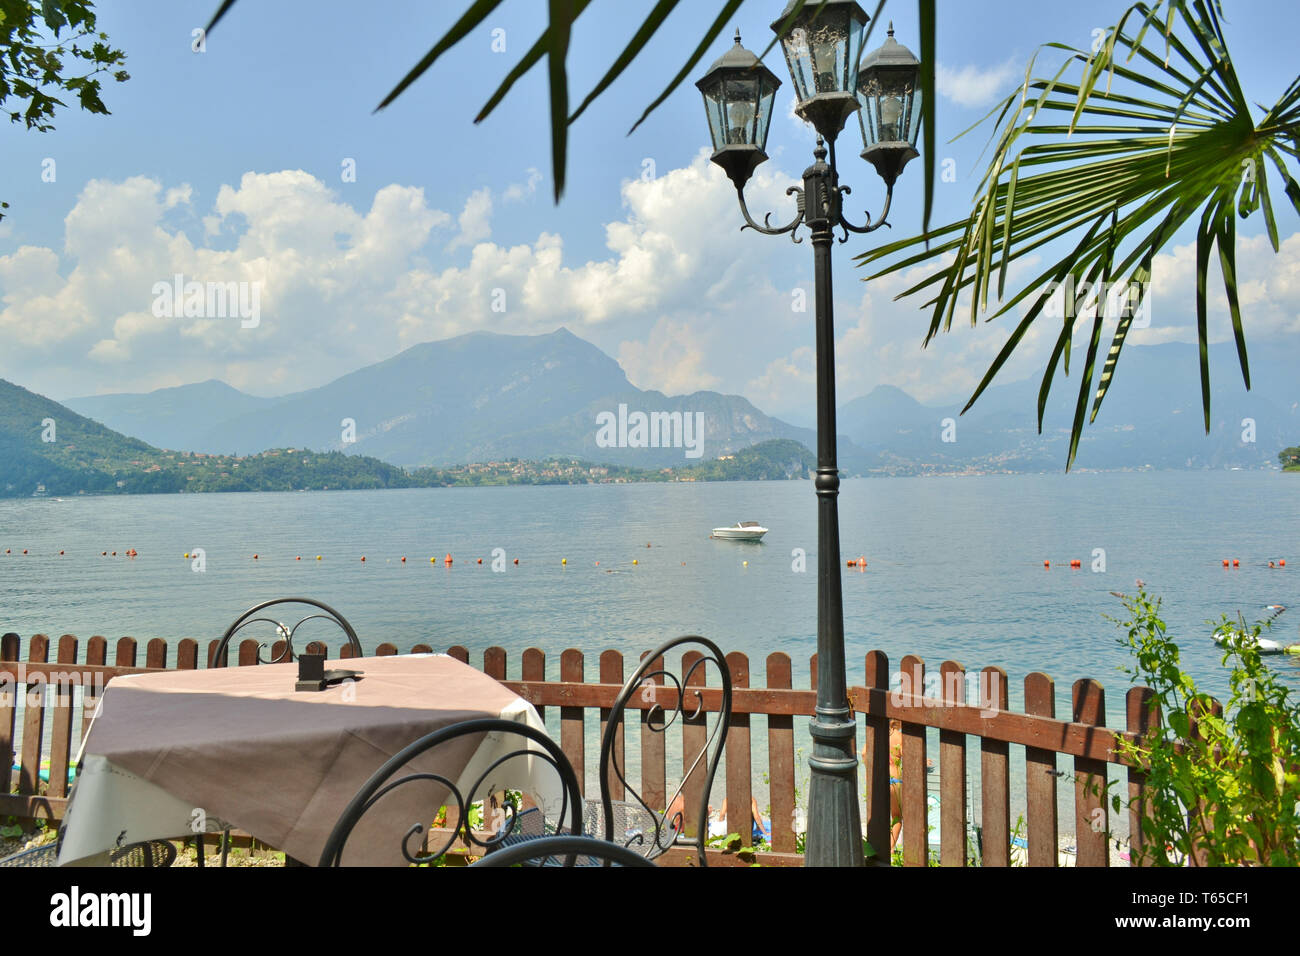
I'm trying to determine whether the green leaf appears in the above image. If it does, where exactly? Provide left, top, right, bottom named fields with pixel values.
left=627, top=0, right=746, bottom=137
left=918, top=0, right=936, bottom=238
left=547, top=0, right=574, bottom=202
left=1194, top=199, right=1217, bottom=433
left=203, top=0, right=239, bottom=34
left=568, top=0, right=680, bottom=125
left=1214, top=202, right=1249, bottom=391
left=376, top=0, right=509, bottom=112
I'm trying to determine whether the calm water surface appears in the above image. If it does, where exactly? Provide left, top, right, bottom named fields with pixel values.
left=3, top=473, right=1296, bottom=835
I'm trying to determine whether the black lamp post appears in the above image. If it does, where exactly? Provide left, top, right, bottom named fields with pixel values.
left=697, top=6, right=922, bottom=867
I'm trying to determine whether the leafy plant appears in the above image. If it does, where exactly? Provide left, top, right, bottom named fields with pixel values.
left=857, top=0, right=1300, bottom=470
left=0, top=0, right=129, bottom=220
left=1108, top=588, right=1300, bottom=865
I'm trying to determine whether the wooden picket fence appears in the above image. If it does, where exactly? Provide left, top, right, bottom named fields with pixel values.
left=0, top=632, right=1188, bottom=866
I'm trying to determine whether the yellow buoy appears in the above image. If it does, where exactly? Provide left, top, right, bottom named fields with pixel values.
left=743, top=560, right=749, bottom=567
left=632, top=559, right=638, bottom=565
left=316, top=555, right=322, bottom=561
left=561, top=558, right=567, bottom=565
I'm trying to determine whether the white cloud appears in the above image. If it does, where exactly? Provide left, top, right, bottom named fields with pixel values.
left=618, top=319, right=719, bottom=395
left=937, top=59, right=1019, bottom=108
left=446, top=187, right=493, bottom=251
left=1, top=158, right=1295, bottom=427
left=503, top=168, right=543, bottom=203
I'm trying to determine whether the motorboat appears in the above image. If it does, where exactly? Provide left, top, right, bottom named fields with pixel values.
left=711, top=521, right=768, bottom=542
left=1212, top=605, right=1300, bottom=655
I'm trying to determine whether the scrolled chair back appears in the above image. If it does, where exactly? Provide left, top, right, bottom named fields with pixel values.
left=210, top=597, right=363, bottom=667
left=597, top=635, right=731, bottom=865
left=319, top=718, right=582, bottom=867
left=469, top=834, right=658, bottom=867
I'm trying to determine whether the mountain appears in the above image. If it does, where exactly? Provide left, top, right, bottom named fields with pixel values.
left=57, top=329, right=1297, bottom=474
left=0, top=379, right=159, bottom=495
left=836, top=342, right=1299, bottom=472
left=66, top=329, right=841, bottom=469
left=63, top=380, right=277, bottom=453
left=0, top=380, right=429, bottom=498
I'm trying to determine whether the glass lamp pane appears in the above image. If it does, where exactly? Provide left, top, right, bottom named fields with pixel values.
left=903, top=85, right=923, bottom=146
left=807, top=14, right=847, bottom=94
left=725, top=77, right=759, bottom=145
left=701, top=88, right=727, bottom=151
left=782, top=26, right=816, bottom=103
left=756, top=85, right=776, bottom=149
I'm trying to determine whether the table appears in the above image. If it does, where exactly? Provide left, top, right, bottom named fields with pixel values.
left=57, top=654, right=564, bottom=866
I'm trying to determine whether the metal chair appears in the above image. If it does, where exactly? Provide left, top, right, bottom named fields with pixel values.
left=209, top=597, right=363, bottom=667
left=0, top=840, right=177, bottom=867
left=596, top=635, right=731, bottom=865
left=470, top=834, right=657, bottom=868
left=318, top=718, right=582, bottom=867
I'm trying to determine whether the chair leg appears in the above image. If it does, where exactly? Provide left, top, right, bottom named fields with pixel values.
left=220, top=829, right=231, bottom=867
left=194, top=834, right=205, bottom=867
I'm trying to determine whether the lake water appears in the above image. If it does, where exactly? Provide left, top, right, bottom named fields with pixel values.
left=3, top=473, right=1297, bottom=842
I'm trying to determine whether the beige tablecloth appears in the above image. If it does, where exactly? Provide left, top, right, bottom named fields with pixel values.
left=58, top=654, right=563, bottom=866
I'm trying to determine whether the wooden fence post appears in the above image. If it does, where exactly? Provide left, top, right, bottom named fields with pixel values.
left=767, top=652, right=796, bottom=854
left=725, top=652, right=752, bottom=846
left=1073, top=678, right=1109, bottom=867
left=1126, top=686, right=1157, bottom=867
left=1024, top=671, right=1058, bottom=866
left=980, top=665, right=1010, bottom=867
left=899, top=654, right=928, bottom=867
left=939, top=660, right=967, bottom=866
left=862, top=650, right=890, bottom=862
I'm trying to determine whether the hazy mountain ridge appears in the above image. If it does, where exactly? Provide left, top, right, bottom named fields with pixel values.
left=66, top=329, right=839, bottom=468
left=60, top=329, right=1297, bottom=474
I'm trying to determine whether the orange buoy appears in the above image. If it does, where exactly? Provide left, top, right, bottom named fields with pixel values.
left=296, top=556, right=301, bottom=560
left=59, top=550, right=64, bottom=555
left=594, top=561, right=599, bottom=566
left=401, top=556, right=406, bottom=563
left=646, top=543, right=651, bottom=548
left=477, top=558, right=482, bottom=564
left=1222, top=559, right=1229, bottom=567
left=857, top=557, right=866, bottom=568
left=253, top=554, right=259, bottom=560
left=846, top=560, right=854, bottom=568
left=513, top=558, right=519, bottom=565
left=22, top=549, right=28, bottom=555
left=111, top=551, right=116, bottom=556
left=444, top=553, right=452, bottom=565
left=1281, top=559, right=1287, bottom=567
left=101, top=552, right=107, bottom=556
left=1044, top=560, right=1050, bottom=568
left=360, top=556, right=366, bottom=562
left=1232, top=559, right=1239, bottom=567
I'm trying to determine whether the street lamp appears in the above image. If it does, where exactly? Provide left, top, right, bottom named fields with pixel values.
left=697, top=10, right=921, bottom=867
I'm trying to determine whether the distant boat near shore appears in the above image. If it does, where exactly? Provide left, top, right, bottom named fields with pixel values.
left=711, top=521, right=768, bottom=542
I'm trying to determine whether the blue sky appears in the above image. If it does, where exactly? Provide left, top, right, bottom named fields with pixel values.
left=1, top=0, right=1296, bottom=424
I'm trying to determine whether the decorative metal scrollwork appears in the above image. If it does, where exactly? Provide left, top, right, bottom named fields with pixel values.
left=597, top=635, right=732, bottom=865
left=319, top=718, right=583, bottom=867
left=210, top=597, right=363, bottom=666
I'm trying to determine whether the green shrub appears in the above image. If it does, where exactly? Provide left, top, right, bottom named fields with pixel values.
left=1109, top=588, right=1300, bottom=866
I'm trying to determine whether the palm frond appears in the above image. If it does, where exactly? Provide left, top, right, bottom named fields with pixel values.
left=204, top=0, right=940, bottom=230
left=855, top=0, right=1300, bottom=469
